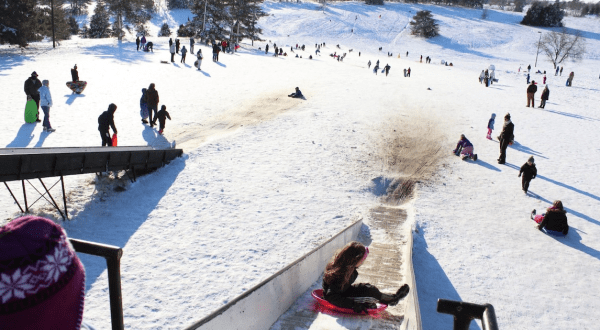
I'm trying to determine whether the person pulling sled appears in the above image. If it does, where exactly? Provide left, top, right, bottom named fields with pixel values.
left=453, top=134, right=477, bottom=161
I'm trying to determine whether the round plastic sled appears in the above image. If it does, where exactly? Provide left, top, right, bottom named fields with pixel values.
left=66, top=81, right=87, bottom=94
left=311, top=289, right=388, bottom=315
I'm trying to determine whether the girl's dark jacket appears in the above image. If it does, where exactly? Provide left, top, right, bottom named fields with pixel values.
left=323, top=269, right=358, bottom=309
left=519, top=162, right=537, bottom=180
left=539, top=208, right=569, bottom=235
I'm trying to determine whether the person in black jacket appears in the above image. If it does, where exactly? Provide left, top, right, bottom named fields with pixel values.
left=519, top=156, right=537, bottom=194
left=539, top=85, right=549, bottom=109
left=322, top=242, right=409, bottom=313
left=24, top=71, right=42, bottom=121
left=532, top=200, right=569, bottom=235
left=526, top=81, right=537, bottom=107
left=71, top=65, right=79, bottom=82
left=497, top=113, right=514, bottom=164
left=153, top=105, right=171, bottom=135
left=288, top=87, right=303, bottom=98
left=98, top=104, right=117, bottom=146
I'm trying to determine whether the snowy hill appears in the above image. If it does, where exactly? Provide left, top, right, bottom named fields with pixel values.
left=1, top=1, right=600, bottom=329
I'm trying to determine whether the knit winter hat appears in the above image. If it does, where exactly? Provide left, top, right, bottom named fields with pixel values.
left=0, top=216, right=85, bottom=330
left=31, top=71, right=38, bottom=77
left=528, top=156, right=535, bottom=164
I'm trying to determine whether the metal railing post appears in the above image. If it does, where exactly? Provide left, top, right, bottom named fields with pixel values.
left=437, top=299, right=499, bottom=330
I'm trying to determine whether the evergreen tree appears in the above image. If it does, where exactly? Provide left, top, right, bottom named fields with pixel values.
left=136, top=23, right=150, bottom=36
left=66, top=0, right=91, bottom=16
left=521, top=1, right=564, bottom=27
left=177, top=23, right=195, bottom=37
left=168, top=0, right=191, bottom=9
left=230, top=0, right=266, bottom=44
left=88, top=1, right=111, bottom=38
left=38, top=0, right=72, bottom=42
left=0, top=0, right=39, bottom=47
left=104, top=0, right=154, bottom=40
left=190, top=0, right=230, bottom=41
left=68, top=16, right=79, bottom=35
left=158, top=22, right=172, bottom=36
left=410, top=10, right=439, bottom=38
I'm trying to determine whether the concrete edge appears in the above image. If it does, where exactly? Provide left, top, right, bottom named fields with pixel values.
left=184, top=217, right=364, bottom=330
left=402, top=226, right=423, bottom=330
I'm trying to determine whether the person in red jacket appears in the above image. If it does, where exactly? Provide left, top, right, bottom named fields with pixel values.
left=145, top=83, right=159, bottom=127
left=322, top=241, right=410, bottom=313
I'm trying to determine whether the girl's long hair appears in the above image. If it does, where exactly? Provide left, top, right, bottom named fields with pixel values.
left=323, top=242, right=366, bottom=288
left=548, top=200, right=566, bottom=213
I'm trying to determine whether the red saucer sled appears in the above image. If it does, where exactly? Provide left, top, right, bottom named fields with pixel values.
left=311, top=289, right=388, bottom=315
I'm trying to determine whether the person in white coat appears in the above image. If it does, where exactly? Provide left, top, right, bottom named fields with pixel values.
left=479, top=70, right=485, bottom=84
left=170, top=43, right=176, bottom=63
left=196, top=49, right=203, bottom=71
left=38, top=80, right=55, bottom=132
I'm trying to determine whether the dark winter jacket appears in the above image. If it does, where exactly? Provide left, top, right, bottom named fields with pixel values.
left=539, top=208, right=569, bottom=235
left=499, top=120, right=514, bottom=142
left=71, top=68, right=79, bottom=82
left=323, top=269, right=359, bottom=309
left=527, top=83, right=537, bottom=94
left=487, top=114, right=496, bottom=130
left=146, top=87, right=159, bottom=106
left=455, top=137, right=473, bottom=150
left=156, top=108, right=171, bottom=124
left=541, top=88, right=549, bottom=101
left=519, top=162, right=537, bottom=180
left=140, top=88, right=147, bottom=108
left=24, top=77, right=42, bottom=97
left=98, top=104, right=117, bottom=134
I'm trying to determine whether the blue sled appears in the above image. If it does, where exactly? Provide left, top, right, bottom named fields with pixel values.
left=543, top=228, right=566, bottom=237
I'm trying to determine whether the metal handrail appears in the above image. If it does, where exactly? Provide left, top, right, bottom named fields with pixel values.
left=437, top=298, right=499, bottom=330
left=70, top=238, right=124, bottom=330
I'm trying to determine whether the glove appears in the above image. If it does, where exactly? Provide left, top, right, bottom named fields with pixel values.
left=352, top=303, right=368, bottom=314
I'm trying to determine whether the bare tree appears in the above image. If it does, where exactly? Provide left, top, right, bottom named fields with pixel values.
left=538, top=28, right=586, bottom=69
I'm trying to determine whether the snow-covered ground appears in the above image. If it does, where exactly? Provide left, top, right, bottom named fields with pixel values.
left=1, top=1, right=600, bottom=329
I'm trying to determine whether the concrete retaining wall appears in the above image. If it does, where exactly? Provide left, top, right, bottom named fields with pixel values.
left=184, top=218, right=363, bottom=330
left=402, top=229, right=423, bottom=330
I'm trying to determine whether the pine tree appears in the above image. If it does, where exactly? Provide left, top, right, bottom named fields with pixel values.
left=168, top=0, right=191, bottom=9
left=190, top=0, right=229, bottom=41
left=68, top=16, right=79, bottom=35
left=521, top=1, right=564, bottom=27
left=158, top=22, right=172, bottom=37
left=410, top=10, right=439, bottom=38
left=230, top=0, right=266, bottom=45
left=38, top=0, right=72, bottom=42
left=0, top=0, right=39, bottom=47
left=88, top=1, right=112, bottom=38
left=104, top=0, right=154, bottom=41
left=66, top=0, right=91, bottom=16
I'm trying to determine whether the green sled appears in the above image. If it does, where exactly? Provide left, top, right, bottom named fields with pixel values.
left=24, top=100, right=38, bottom=123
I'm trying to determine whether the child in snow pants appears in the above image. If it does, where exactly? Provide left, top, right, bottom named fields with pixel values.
left=487, top=113, right=496, bottom=140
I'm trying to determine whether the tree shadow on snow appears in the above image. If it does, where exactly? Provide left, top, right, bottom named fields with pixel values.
left=0, top=50, right=33, bottom=76
left=543, top=109, right=600, bottom=122
left=66, top=155, right=187, bottom=292
left=65, top=93, right=86, bottom=105
left=5, top=123, right=37, bottom=148
left=81, top=41, right=154, bottom=64
left=413, top=224, right=482, bottom=330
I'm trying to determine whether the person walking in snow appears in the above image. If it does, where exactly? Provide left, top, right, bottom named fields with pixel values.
left=153, top=105, right=171, bottom=135
left=479, top=70, right=485, bottom=84
left=136, top=36, right=140, bottom=51
left=484, top=69, right=490, bottom=87
left=190, top=37, right=195, bottom=54
left=560, top=66, right=563, bottom=76
left=170, top=42, right=176, bottom=62
left=539, top=85, right=550, bottom=109
left=98, top=104, right=117, bottom=146
left=384, top=64, right=391, bottom=76
left=526, top=81, right=537, bottom=107
left=140, top=88, right=149, bottom=124
left=555, top=67, right=559, bottom=76
left=368, top=60, right=371, bottom=69
left=38, top=80, right=55, bottom=132
left=527, top=64, right=531, bottom=72
left=212, top=43, right=220, bottom=61
left=566, top=72, right=574, bottom=86
left=519, top=155, right=537, bottom=194
left=526, top=73, right=530, bottom=84
left=543, top=73, right=547, bottom=85
left=322, top=241, right=410, bottom=313
left=373, top=63, right=379, bottom=75
left=169, top=38, right=173, bottom=48
left=196, top=49, right=203, bottom=71
left=24, top=71, right=42, bottom=121
left=531, top=200, right=569, bottom=235
left=180, top=46, right=187, bottom=64
left=486, top=113, right=496, bottom=140
left=146, top=83, right=159, bottom=127
left=265, top=44, right=269, bottom=54
left=497, top=113, right=514, bottom=164
left=141, top=36, right=146, bottom=50
left=403, top=68, right=407, bottom=77
left=176, top=38, right=180, bottom=53
left=407, top=67, right=411, bottom=77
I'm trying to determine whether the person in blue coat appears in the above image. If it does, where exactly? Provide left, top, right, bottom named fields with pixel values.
left=288, top=87, right=303, bottom=98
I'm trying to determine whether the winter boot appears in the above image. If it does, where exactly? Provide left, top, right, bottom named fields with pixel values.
left=380, top=284, right=410, bottom=306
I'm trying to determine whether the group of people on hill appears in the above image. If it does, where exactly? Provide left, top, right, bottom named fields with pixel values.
left=24, top=71, right=56, bottom=132
left=136, top=35, right=153, bottom=52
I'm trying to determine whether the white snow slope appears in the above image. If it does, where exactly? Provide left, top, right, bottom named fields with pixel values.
left=1, top=1, right=600, bottom=329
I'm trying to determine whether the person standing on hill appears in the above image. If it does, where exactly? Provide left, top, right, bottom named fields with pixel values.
left=498, top=113, right=514, bottom=164
left=24, top=71, right=42, bottom=121
left=555, top=67, right=559, bottom=76
left=98, top=103, right=117, bottom=146
left=212, top=43, right=220, bottom=61
left=479, top=70, right=485, bottom=84
left=176, top=38, right=180, bottom=53
left=526, top=80, right=537, bottom=107
left=141, top=35, right=146, bottom=50
left=527, top=64, right=531, bottom=72
left=70, top=64, right=79, bottom=82
left=539, top=85, right=549, bottom=109
left=153, top=105, right=171, bottom=135
left=190, top=37, right=195, bottom=54
left=38, top=80, right=55, bottom=132
left=180, top=46, right=187, bottom=64
left=566, top=72, right=574, bottom=86
left=265, top=44, right=269, bottom=54
left=146, top=83, right=159, bottom=127
left=196, top=49, right=203, bottom=71
left=170, top=42, right=176, bottom=62
left=526, top=73, right=530, bottom=84
left=407, top=67, right=411, bottom=77
left=368, top=60, right=371, bottom=69
left=384, top=64, right=391, bottom=76
left=560, top=66, right=563, bottom=76
left=169, top=38, right=173, bottom=48
left=486, top=113, right=496, bottom=140
left=136, top=36, right=140, bottom=51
